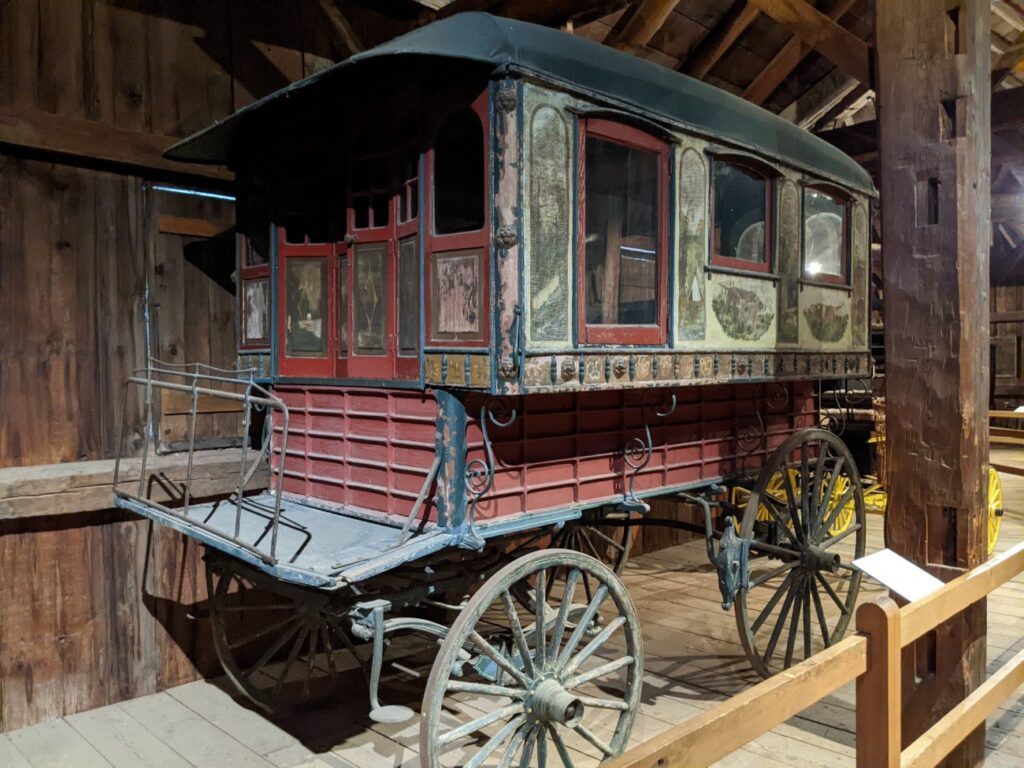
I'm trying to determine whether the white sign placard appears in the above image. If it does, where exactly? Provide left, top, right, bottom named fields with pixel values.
left=852, top=548, right=945, bottom=602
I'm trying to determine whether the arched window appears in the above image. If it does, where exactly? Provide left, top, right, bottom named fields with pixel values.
left=711, top=158, right=773, bottom=272
left=802, top=185, right=849, bottom=284
left=433, top=108, right=484, bottom=234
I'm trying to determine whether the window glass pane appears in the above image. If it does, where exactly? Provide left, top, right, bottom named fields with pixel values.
left=285, top=259, right=326, bottom=357
left=435, top=109, right=484, bottom=234
left=352, top=123, right=390, bottom=230
left=242, top=278, right=270, bottom=346
left=431, top=249, right=482, bottom=342
left=803, top=188, right=846, bottom=278
left=713, top=162, right=767, bottom=263
left=354, top=244, right=388, bottom=355
left=240, top=188, right=270, bottom=266
left=398, top=237, right=419, bottom=356
left=584, top=136, right=659, bottom=326
left=338, top=256, right=348, bottom=357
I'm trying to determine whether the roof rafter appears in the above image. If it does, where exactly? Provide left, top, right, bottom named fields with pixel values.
left=745, top=0, right=872, bottom=86
left=605, top=0, right=680, bottom=50
left=742, top=0, right=858, bottom=105
left=317, top=0, right=365, bottom=56
left=681, top=1, right=760, bottom=80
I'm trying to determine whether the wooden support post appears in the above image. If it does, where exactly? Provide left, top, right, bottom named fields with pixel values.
left=856, top=598, right=902, bottom=768
left=877, top=1, right=991, bottom=765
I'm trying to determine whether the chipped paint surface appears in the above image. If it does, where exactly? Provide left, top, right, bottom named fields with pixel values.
left=803, top=302, right=850, bottom=343
left=851, top=201, right=869, bottom=347
left=678, top=145, right=707, bottom=341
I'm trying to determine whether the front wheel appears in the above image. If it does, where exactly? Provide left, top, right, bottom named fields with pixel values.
left=420, top=549, right=642, bottom=767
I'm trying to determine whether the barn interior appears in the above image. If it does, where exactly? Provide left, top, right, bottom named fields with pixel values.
left=1, top=1, right=1023, bottom=766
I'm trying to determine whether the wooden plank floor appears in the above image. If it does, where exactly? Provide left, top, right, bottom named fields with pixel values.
left=4, top=448, right=1024, bottom=767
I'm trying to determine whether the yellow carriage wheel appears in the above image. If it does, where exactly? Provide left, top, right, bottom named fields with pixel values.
left=988, top=466, right=1004, bottom=557
left=733, top=467, right=855, bottom=536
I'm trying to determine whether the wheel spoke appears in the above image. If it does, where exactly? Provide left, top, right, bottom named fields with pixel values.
left=535, top=569, right=547, bottom=665
left=446, top=680, right=526, bottom=699
left=750, top=559, right=799, bottom=589
left=271, top=624, right=309, bottom=697
left=563, top=616, right=626, bottom=676
left=470, top=631, right=531, bottom=687
left=578, top=695, right=629, bottom=711
left=439, top=703, right=524, bottom=747
left=575, top=722, right=613, bottom=757
left=820, top=523, right=861, bottom=550
left=577, top=529, right=605, bottom=563
left=587, top=526, right=627, bottom=553
left=518, top=725, right=537, bottom=768
left=814, top=456, right=845, bottom=538
left=783, top=577, right=803, bottom=668
left=564, top=654, right=635, bottom=690
left=228, top=613, right=300, bottom=651
left=815, top=571, right=850, bottom=614
left=802, top=579, right=812, bottom=661
left=759, top=494, right=801, bottom=547
left=799, top=452, right=810, bottom=538
left=502, top=591, right=536, bottom=679
left=811, top=442, right=828, bottom=525
left=537, top=724, right=548, bottom=768
left=751, top=570, right=796, bottom=634
left=497, top=723, right=531, bottom=768
left=557, top=585, right=609, bottom=668
left=762, top=575, right=800, bottom=663
left=819, top=485, right=856, bottom=539
left=302, top=622, right=319, bottom=697
left=809, top=578, right=831, bottom=647
left=465, top=714, right=527, bottom=768
left=319, top=624, right=340, bottom=683
left=549, top=569, right=580, bottom=665
left=246, top=619, right=303, bottom=680
left=547, top=724, right=574, bottom=768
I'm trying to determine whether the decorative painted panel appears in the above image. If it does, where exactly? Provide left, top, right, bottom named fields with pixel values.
left=851, top=200, right=869, bottom=347
left=707, top=275, right=775, bottom=343
left=678, top=146, right=707, bottom=341
left=799, top=283, right=852, bottom=348
left=527, top=103, right=572, bottom=344
left=777, top=179, right=800, bottom=344
left=430, top=248, right=484, bottom=342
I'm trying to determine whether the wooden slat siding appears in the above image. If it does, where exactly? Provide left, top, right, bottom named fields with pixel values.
left=878, top=0, right=991, bottom=761
left=604, top=634, right=868, bottom=768
left=745, top=0, right=871, bottom=86
left=742, top=0, right=858, bottom=105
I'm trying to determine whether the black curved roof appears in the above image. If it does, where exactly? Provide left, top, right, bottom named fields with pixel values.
left=166, top=12, right=875, bottom=195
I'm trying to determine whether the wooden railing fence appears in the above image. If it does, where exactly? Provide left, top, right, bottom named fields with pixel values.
left=605, top=539, right=1024, bottom=768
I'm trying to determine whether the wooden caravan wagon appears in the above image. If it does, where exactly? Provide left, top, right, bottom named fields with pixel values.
left=115, top=13, right=877, bottom=766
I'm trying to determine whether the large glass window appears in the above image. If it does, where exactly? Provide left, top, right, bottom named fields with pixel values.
left=803, top=187, right=848, bottom=282
left=434, top=109, right=484, bottom=234
left=351, top=124, right=391, bottom=230
left=398, top=237, right=419, bottom=356
left=712, top=160, right=770, bottom=270
left=579, top=120, right=667, bottom=344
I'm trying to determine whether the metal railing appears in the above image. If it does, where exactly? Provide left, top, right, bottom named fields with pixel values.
left=113, top=359, right=290, bottom=564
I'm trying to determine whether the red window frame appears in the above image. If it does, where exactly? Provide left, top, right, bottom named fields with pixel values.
left=423, top=91, right=490, bottom=349
left=710, top=156, right=774, bottom=274
left=576, top=118, right=669, bottom=346
left=237, top=233, right=271, bottom=351
left=801, top=183, right=850, bottom=286
left=276, top=229, right=339, bottom=378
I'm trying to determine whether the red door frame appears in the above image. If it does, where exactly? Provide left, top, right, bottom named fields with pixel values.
left=276, top=230, right=337, bottom=378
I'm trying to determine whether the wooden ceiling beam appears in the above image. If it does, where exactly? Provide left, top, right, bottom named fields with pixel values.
left=993, top=38, right=1024, bottom=89
left=745, top=0, right=872, bottom=86
left=681, top=2, right=760, bottom=80
left=742, top=0, right=857, bottom=105
left=606, top=0, right=680, bottom=50
left=317, top=0, right=365, bottom=56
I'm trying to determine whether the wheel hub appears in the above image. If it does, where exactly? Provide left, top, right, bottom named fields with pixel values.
left=802, top=544, right=840, bottom=573
left=526, top=678, right=585, bottom=726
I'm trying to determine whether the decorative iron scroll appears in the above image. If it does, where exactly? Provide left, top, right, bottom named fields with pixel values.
left=623, top=391, right=677, bottom=509
left=465, top=398, right=518, bottom=528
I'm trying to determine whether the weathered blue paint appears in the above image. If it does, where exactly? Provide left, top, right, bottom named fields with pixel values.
left=434, top=390, right=468, bottom=534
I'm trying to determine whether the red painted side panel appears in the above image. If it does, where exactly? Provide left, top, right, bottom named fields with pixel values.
left=464, top=382, right=816, bottom=523
left=270, top=381, right=815, bottom=525
left=270, top=387, right=438, bottom=519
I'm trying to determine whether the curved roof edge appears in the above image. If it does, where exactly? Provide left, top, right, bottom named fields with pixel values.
left=166, top=12, right=875, bottom=196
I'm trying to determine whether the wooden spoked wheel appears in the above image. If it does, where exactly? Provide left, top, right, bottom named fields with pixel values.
left=421, top=549, right=642, bottom=767
left=207, top=558, right=354, bottom=711
left=551, top=511, right=633, bottom=576
left=735, top=428, right=865, bottom=678
left=988, top=466, right=1004, bottom=557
